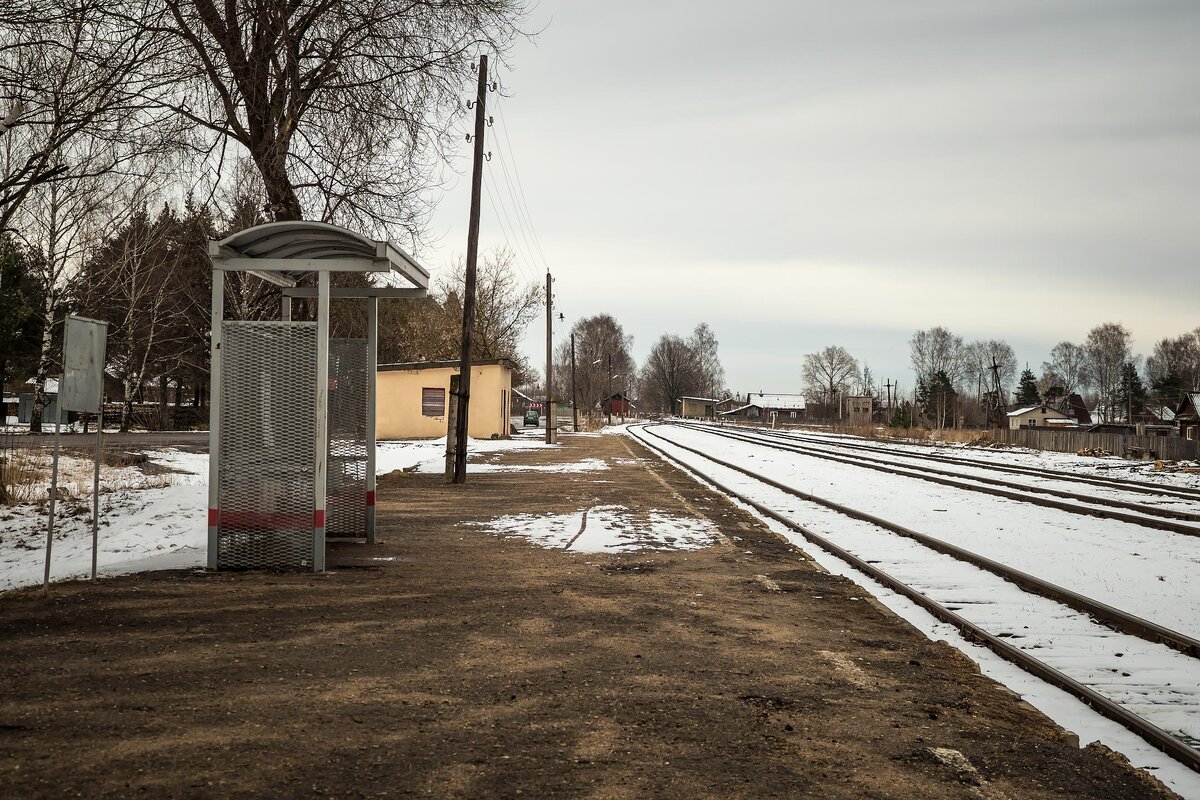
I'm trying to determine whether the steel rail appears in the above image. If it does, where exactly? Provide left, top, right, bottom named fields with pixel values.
left=644, top=425, right=1200, bottom=657
left=677, top=422, right=1200, bottom=537
left=686, top=425, right=1200, bottom=523
left=629, top=424, right=1200, bottom=773
left=745, top=424, right=1200, bottom=502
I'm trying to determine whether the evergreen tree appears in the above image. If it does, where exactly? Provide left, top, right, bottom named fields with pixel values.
left=889, top=400, right=913, bottom=428
left=1115, top=361, right=1148, bottom=421
left=0, top=234, right=45, bottom=393
left=1014, top=366, right=1041, bottom=406
left=917, top=370, right=955, bottom=428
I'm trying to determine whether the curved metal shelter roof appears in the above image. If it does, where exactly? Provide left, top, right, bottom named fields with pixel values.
left=208, top=220, right=429, bottom=289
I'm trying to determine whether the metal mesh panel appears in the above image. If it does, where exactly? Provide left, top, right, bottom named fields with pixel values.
left=218, top=321, right=317, bottom=568
left=327, top=338, right=368, bottom=537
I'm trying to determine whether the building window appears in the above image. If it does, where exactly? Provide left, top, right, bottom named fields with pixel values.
left=1027, top=419, right=1036, bottom=428
left=790, top=411, right=797, bottom=419
left=422, top=387, right=446, bottom=416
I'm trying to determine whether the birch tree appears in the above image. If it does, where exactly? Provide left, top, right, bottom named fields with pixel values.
left=1084, top=323, right=1133, bottom=423
left=1041, top=341, right=1091, bottom=397
left=910, top=326, right=966, bottom=388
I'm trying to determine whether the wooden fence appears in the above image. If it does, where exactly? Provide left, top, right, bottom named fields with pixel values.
left=993, top=427, right=1200, bottom=461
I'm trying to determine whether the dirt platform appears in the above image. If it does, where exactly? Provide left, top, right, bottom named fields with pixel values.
left=0, top=430, right=1178, bottom=798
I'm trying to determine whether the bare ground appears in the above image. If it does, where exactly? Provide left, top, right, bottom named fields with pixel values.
left=0, top=430, right=1180, bottom=798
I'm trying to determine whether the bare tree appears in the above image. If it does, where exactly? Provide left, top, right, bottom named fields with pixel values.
left=688, top=323, right=725, bottom=401
left=439, top=248, right=540, bottom=364
left=640, top=334, right=699, bottom=414
left=1145, top=332, right=1200, bottom=399
left=801, top=345, right=859, bottom=417
left=115, top=0, right=527, bottom=232
left=75, top=202, right=192, bottom=430
left=909, top=326, right=965, bottom=388
left=14, top=156, right=126, bottom=431
left=555, top=314, right=634, bottom=417
left=964, top=339, right=1016, bottom=398
left=0, top=0, right=179, bottom=230
left=1084, top=323, right=1133, bottom=423
left=1040, top=340, right=1091, bottom=397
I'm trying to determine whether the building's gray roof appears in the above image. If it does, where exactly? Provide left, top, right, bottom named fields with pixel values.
left=748, top=393, right=806, bottom=410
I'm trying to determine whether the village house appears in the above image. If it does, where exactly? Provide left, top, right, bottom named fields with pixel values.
left=1007, top=405, right=1074, bottom=430
left=1174, top=393, right=1200, bottom=441
left=376, top=359, right=514, bottom=440
left=719, top=392, right=807, bottom=422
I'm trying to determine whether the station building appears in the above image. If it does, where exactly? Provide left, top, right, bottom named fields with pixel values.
left=377, top=359, right=514, bottom=440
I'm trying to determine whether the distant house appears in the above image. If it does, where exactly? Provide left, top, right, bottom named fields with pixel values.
left=1175, top=393, right=1200, bottom=441
left=1061, top=393, right=1093, bottom=425
left=679, top=397, right=716, bottom=419
left=719, top=393, right=807, bottom=422
left=377, top=359, right=513, bottom=440
left=602, top=393, right=635, bottom=416
left=1007, top=405, right=1074, bottom=430
left=714, top=397, right=740, bottom=415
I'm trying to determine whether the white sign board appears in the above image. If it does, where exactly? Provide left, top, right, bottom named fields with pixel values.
left=60, top=315, right=108, bottom=412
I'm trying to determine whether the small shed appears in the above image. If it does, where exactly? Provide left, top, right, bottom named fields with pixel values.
left=679, top=397, right=716, bottom=419
left=602, top=393, right=634, bottom=416
left=1007, top=405, right=1073, bottom=430
left=846, top=394, right=874, bottom=426
left=377, top=359, right=513, bottom=440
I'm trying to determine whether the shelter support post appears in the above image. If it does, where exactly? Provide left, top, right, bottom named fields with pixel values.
left=281, top=294, right=291, bottom=321
left=366, top=296, right=378, bottom=543
left=313, top=270, right=330, bottom=571
left=207, top=268, right=223, bottom=570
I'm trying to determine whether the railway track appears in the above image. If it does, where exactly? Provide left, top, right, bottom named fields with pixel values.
left=630, top=422, right=1200, bottom=773
left=674, top=422, right=1200, bottom=536
left=750, top=424, right=1200, bottom=502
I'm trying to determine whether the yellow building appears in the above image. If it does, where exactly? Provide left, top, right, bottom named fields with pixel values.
left=377, top=359, right=514, bottom=440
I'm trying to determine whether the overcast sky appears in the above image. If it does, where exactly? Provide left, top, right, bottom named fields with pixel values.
left=418, top=0, right=1200, bottom=397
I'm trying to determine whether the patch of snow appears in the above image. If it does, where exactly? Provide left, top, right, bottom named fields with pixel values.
left=467, top=504, right=719, bottom=553
left=1, top=449, right=207, bottom=592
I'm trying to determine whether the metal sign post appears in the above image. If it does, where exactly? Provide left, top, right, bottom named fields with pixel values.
left=43, top=315, right=108, bottom=590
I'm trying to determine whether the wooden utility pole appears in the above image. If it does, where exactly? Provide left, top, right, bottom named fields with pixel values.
left=885, top=379, right=894, bottom=419
left=452, top=55, right=489, bottom=484
left=570, top=332, right=578, bottom=433
left=606, top=354, right=613, bottom=426
left=545, top=271, right=555, bottom=444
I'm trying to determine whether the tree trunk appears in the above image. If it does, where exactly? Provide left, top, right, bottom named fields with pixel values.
left=121, top=375, right=135, bottom=432
left=29, top=291, right=56, bottom=433
left=158, top=374, right=171, bottom=431
left=252, top=141, right=302, bottom=221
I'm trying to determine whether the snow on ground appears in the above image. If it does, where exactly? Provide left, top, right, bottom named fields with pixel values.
left=375, top=434, right=607, bottom=474
left=2, top=434, right=605, bottom=592
left=656, top=424, right=1200, bottom=639
left=466, top=504, right=720, bottom=553
left=768, top=425, right=1200, bottom=491
left=630, top=425, right=1200, bottom=799
left=0, top=449, right=208, bottom=592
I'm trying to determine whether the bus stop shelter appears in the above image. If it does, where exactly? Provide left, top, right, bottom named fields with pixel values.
left=207, top=221, right=429, bottom=571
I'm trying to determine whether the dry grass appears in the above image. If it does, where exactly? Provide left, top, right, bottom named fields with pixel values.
left=1, top=436, right=44, bottom=506
left=0, top=437, right=171, bottom=507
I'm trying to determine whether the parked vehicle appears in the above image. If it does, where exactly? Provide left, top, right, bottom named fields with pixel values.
left=523, top=409, right=540, bottom=427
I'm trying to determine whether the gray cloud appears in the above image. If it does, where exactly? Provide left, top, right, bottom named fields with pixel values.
left=423, top=1, right=1200, bottom=392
